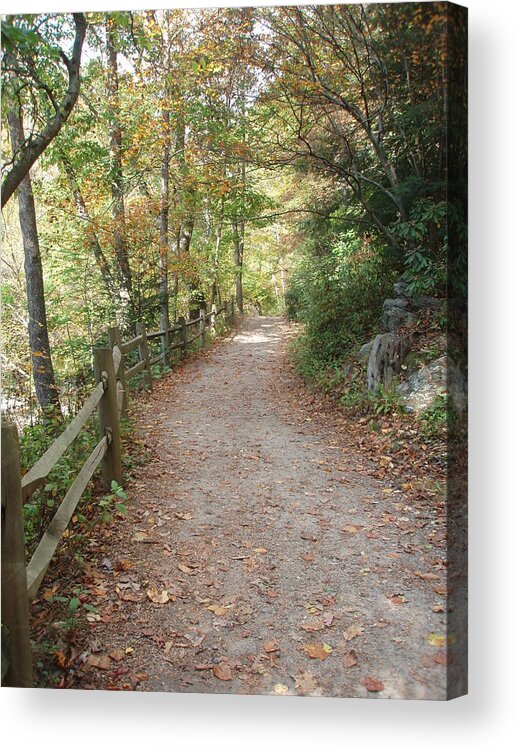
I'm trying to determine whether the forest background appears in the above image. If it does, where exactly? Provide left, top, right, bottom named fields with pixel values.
left=1, top=0, right=515, bottom=749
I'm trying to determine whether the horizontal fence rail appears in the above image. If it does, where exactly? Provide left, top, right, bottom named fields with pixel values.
left=0, top=296, right=236, bottom=686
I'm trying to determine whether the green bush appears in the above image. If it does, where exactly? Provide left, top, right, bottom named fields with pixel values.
left=287, top=228, right=397, bottom=380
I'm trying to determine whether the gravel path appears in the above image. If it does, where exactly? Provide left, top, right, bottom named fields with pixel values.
left=83, top=316, right=447, bottom=699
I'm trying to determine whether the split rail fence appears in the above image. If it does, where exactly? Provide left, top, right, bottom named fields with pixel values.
left=1, top=299, right=235, bottom=687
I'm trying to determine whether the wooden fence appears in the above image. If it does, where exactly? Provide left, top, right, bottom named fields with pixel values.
left=0, top=298, right=235, bottom=686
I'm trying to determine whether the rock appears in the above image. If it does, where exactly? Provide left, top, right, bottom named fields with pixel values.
left=397, top=355, right=466, bottom=413
left=357, top=339, right=376, bottom=361
left=413, top=296, right=444, bottom=311
left=367, top=333, right=410, bottom=392
left=393, top=279, right=409, bottom=297
left=381, top=298, right=417, bottom=332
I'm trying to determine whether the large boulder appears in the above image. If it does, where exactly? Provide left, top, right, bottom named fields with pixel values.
left=357, top=338, right=376, bottom=361
left=367, top=333, right=411, bottom=392
left=381, top=298, right=417, bottom=332
left=397, top=355, right=466, bottom=413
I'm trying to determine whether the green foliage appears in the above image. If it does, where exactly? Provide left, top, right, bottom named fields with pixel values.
left=97, top=480, right=128, bottom=524
left=417, top=390, right=449, bottom=439
left=19, top=418, right=97, bottom=553
left=287, top=227, right=397, bottom=380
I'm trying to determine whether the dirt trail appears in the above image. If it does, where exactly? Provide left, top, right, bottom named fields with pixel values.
left=83, top=316, right=447, bottom=699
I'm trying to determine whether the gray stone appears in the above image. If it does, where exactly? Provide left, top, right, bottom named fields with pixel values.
left=381, top=298, right=417, bottom=332
left=357, top=339, right=376, bottom=361
left=413, top=296, right=444, bottom=311
left=367, top=333, right=410, bottom=392
left=397, top=355, right=466, bottom=413
left=393, top=279, right=409, bottom=297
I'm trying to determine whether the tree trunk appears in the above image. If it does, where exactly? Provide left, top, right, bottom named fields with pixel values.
left=106, top=16, right=133, bottom=328
left=7, top=106, right=62, bottom=420
left=367, top=333, right=410, bottom=393
left=1, top=14, right=87, bottom=208
left=59, top=152, right=118, bottom=299
left=232, top=220, right=244, bottom=313
left=159, top=104, right=171, bottom=333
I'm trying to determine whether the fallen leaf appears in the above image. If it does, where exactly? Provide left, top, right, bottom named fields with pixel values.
left=264, top=640, right=280, bottom=653
left=109, top=649, right=125, bottom=662
left=302, top=642, right=332, bottom=660
left=87, top=654, right=111, bottom=670
left=132, top=532, right=147, bottom=542
left=174, top=512, right=193, bottom=520
left=206, top=604, right=227, bottom=616
left=427, top=633, right=446, bottom=647
left=301, top=620, right=325, bottom=633
left=342, top=650, right=358, bottom=668
left=364, top=676, right=384, bottom=692
left=213, top=663, right=233, bottom=681
left=342, top=623, right=364, bottom=641
left=178, top=563, right=196, bottom=575
left=254, top=547, right=268, bottom=554
left=417, top=571, right=440, bottom=581
left=54, top=650, right=67, bottom=668
left=273, top=683, right=289, bottom=694
left=389, top=595, right=407, bottom=605
left=146, top=587, right=171, bottom=604
left=293, top=672, right=318, bottom=694
left=341, top=524, right=359, bottom=534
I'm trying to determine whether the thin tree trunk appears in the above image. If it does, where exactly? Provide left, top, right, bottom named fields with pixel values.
left=8, top=106, right=62, bottom=420
left=59, top=152, right=118, bottom=300
left=211, top=198, right=224, bottom=306
left=159, top=104, right=171, bottom=332
left=232, top=219, right=244, bottom=314
left=106, top=16, right=133, bottom=328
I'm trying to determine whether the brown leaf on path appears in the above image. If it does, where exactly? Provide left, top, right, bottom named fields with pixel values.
left=427, top=633, right=446, bottom=647
left=146, top=587, right=172, bottom=604
left=264, top=639, right=280, bottom=653
left=341, top=524, right=360, bottom=534
left=54, top=650, right=67, bottom=668
left=294, top=672, right=318, bottom=695
left=364, top=676, right=384, bottom=692
left=300, top=530, right=318, bottom=542
left=109, top=649, right=125, bottom=662
left=301, top=622, right=325, bottom=633
left=178, top=563, right=196, bottom=575
left=416, top=571, right=440, bottom=581
left=206, top=604, right=227, bottom=616
left=213, top=663, right=233, bottom=681
left=342, top=622, right=364, bottom=641
left=389, top=595, right=407, bottom=605
left=301, top=642, right=332, bottom=660
left=87, top=654, right=111, bottom=670
left=342, top=650, right=358, bottom=668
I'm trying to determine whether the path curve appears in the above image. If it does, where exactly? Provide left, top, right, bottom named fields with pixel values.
left=84, top=317, right=446, bottom=699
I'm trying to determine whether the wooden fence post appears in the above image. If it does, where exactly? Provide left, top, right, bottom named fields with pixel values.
left=108, top=326, right=127, bottom=417
left=200, top=309, right=206, bottom=347
left=136, top=322, right=153, bottom=390
left=210, top=305, right=216, bottom=335
left=1, top=420, right=33, bottom=687
left=94, top=348, right=123, bottom=488
left=178, top=316, right=187, bottom=357
left=160, top=312, right=170, bottom=367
